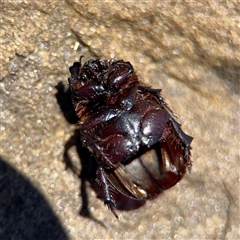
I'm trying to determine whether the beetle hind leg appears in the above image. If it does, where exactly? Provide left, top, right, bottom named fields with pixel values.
left=96, top=166, right=119, bottom=218
left=105, top=200, right=118, bottom=219
left=169, top=117, right=193, bottom=171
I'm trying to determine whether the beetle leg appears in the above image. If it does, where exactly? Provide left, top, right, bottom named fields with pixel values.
left=97, top=133, right=140, bottom=168
left=139, top=85, right=193, bottom=170
left=118, top=83, right=138, bottom=110
left=169, top=117, right=193, bottom=171
left=79, top=133, right=117, bottom=169
left=139, top=86, right=177, bottom=117
left=107, top=61, right=134, bottom=89
left=79, top=108, right=121, bottom=129
left=96, top=166, right=118, bottom=218
left=159, top=117, right=193, bottom=172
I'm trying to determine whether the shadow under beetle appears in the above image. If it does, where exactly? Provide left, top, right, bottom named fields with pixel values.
left=67, top=56, right=193, bottom=218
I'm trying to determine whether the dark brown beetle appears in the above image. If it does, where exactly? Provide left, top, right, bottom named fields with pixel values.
left=68, top=56, right=193, bottom=218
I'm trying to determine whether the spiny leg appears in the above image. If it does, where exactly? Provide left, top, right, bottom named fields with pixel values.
left=159, top=117, right=193, bottom=172
left=168, top=117, right=193, bottom=171
left=139, top=86, right=177, bottom=117
left=96, top=166, right=118, bottom=218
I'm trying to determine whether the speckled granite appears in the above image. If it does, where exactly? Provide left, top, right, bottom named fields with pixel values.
left=0, top=1, right=239, bottom=239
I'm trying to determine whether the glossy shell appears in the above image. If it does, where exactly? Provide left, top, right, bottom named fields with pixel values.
left=68, top=56, right=193, bottom=218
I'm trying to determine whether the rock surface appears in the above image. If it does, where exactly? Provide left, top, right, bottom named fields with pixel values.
left=0, top=1, right=239, bottom=239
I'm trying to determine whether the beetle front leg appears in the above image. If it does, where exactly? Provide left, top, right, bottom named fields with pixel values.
left=139, top=86, right=177, bottom=117
left=96, top=166, right=118, bottom=218
left=107, top=61, right=134, bottom=89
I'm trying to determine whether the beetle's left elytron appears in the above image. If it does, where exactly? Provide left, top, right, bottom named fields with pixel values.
left=68, top=56, right=193, bottom=218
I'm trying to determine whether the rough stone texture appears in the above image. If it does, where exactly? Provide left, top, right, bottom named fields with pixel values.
left=0, top=1, right=239, bottom=239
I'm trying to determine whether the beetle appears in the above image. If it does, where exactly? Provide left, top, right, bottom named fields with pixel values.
left=68, top=56, right=193, bottom=218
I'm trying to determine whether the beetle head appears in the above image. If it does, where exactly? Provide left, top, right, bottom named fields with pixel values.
left=79, top=59, right=111, bottom=84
